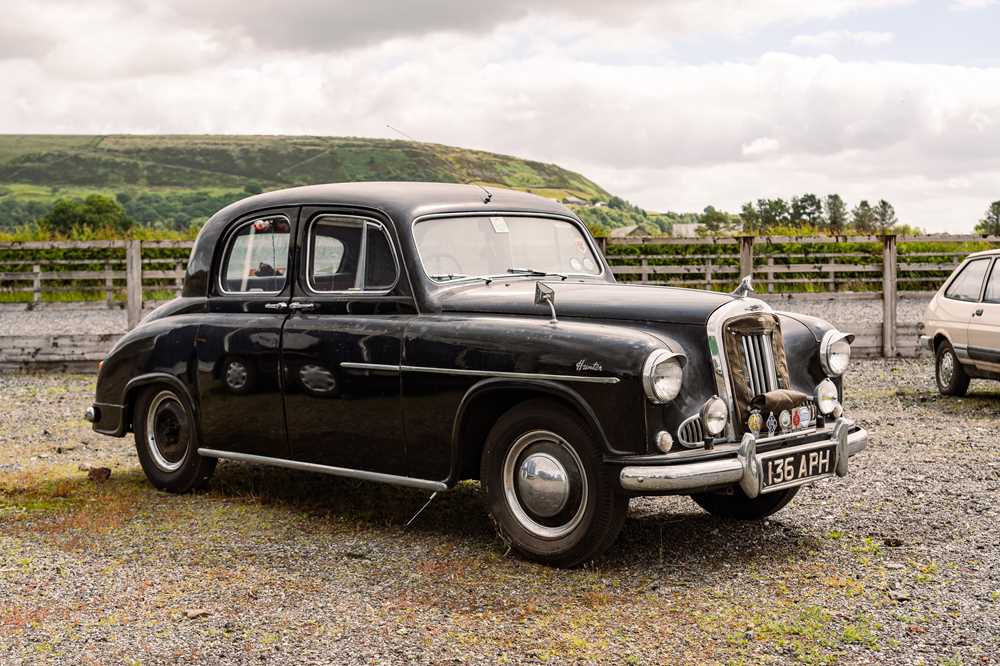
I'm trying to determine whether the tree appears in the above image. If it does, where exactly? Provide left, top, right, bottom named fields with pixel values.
left=851, top=200, right=876, bottom=233
left=874, top=199, right=898, bottom=232
left=824, top=194, right=847, bottom=234
left=244, top=181, right=263, bottom=195
left=790, top=193, right=824, bottom=228
left=974, top=200, right=1000, bottom=235
left=699, top=205, right=732, bottom=236
left=739, top=202, right=761, bottom=233
left=38, top=195, right=133, bottom=236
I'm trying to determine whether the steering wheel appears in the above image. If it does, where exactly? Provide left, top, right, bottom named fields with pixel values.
left=425, top=253, right=464, bottom=276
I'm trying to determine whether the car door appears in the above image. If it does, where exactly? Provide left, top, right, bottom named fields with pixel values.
left=281, top=208, right=416, bottom=474
left=195, top=208, right=297, bottom=457
left=938, top=257, right=992, bottom=354
left=969, top=257, right=1000, bottom=370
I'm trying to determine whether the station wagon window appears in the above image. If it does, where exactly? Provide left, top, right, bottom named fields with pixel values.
left=220, top=216, right=290, bottom=294
left=944, top=258, right=990, bottom=302
left=308, top=215, right=398, bottom=292
left=413, top=215, right=602, bottom=282
left=984, top=260, right=1000, bottom=304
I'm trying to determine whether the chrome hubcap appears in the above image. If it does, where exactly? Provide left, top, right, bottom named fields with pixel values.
left=225, top=361, right=248, bottom=390
left=502, top=430, right=588, bottom=540
left=939, top=351, right=955, bottom=386
left=146, top=391, right=189, bottom=473
left=517, top=453, right=570, bottom=518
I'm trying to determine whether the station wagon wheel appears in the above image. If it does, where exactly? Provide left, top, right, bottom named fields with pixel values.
left=935, top=340, right=970, bottom=397
left=134, top=385, right=216, bottom=493
left=481, top=399, right=627, bottom=567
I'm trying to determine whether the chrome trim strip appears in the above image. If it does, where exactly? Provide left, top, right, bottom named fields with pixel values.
left=410, top=211, right=610, bottom=286
left=705, top=296, right=774, bottom=440
left=197, top=449, right=448, bottom=491
left=340, top=362, right=620, bottom=383
left=619, top=419, right=866, bottom=493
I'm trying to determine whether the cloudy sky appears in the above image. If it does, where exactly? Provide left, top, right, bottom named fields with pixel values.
left=3, top=0, right=999, bottom=231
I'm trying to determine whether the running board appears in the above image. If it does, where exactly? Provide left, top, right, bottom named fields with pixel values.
left=197, top=449, right=449, bottom=492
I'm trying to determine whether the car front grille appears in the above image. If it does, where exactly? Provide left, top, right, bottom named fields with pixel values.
left=677, top=414, right=704, bottom=448
left=739, top=332, right=779, bottom=398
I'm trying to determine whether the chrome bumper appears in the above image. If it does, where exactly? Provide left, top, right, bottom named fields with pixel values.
left=620, top=418, right=867, bottom=496
left=919, top=335, right=933, bottom=351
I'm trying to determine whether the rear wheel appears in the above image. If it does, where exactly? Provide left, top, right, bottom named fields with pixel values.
left=480, top=400, right=627, bottom=567
left=691, top=486, right=799, bottom=520
left=935, top=340, right=970, bottom=396
left=134, top=385, right=216, bottom=493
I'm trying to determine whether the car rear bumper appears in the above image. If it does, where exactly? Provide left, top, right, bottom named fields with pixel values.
left=619, top=418, right=866, bottom=496
left=86, top=402, right=127, bottom=437
left=919, top=335, right=933, bottom=351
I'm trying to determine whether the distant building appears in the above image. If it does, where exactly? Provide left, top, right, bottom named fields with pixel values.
left=609, top=225, right=643, bottom=238
left=671, top=223, right=699, bottom=238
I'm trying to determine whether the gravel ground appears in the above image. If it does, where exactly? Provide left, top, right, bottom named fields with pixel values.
left=0, top=295, right=931, bottom=337
left=1, top=360, right=998, bottom=664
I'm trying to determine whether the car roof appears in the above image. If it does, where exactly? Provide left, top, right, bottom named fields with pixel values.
left=966, top=248, right=1000, bottom=259
left=206, top=181, right=571, bottom=228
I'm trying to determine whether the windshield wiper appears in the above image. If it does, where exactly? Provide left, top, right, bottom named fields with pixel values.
left=429, top=273, right=468, bottom=281
left=506, top=268, right=568, bottom=280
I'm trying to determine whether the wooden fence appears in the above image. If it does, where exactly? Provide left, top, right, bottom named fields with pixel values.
left=2, top=234, right=999, bottom=365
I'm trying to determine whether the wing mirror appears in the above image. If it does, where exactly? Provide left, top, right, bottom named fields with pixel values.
left=534, top=282, right=558, bottom=324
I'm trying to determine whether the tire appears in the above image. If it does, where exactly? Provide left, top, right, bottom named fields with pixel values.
left=691, top=486, right=800, bottom=520
left=935, top=340, right=970, bottom=397
left=480, top=399, right=627, bottom=567
left=133, top=385, right=216, bottom=493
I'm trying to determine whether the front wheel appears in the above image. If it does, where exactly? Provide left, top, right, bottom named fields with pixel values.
left=480, top=400, right=627, bottom=567
left=691, top=486, right=800, bottom=520
left=935, top=340, right=970, bottom=396
left=134, top=385, right=216, bottom=493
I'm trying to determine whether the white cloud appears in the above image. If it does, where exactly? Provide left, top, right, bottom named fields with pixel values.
left=949, top=0, right=997, bottom=10
left=791, top=30, right=894, bottom=49
left=742, top=137, right=782, bottom=157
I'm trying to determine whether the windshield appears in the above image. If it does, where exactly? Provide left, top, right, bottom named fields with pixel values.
left=413, top=215, right=602, bottom=281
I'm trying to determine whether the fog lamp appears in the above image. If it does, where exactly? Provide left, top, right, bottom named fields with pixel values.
left=815, top=378, right=840, bottom=416
left=655, top=431, right=673, bottom=453
left=701, top=396, right=728, bottom=436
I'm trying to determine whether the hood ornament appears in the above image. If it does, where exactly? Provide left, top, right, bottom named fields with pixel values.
left=534, top=282, right=558, bottom=324
left=731, top=275, right=754, bottom=299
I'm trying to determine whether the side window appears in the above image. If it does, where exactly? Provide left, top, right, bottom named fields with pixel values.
left=221, top=216, right=290, bottom=294
left=984, top=260, right=1000, bottom=304
left=945, top=259, right=990, bottom=302
left=308, top=216, right=398, bottom=292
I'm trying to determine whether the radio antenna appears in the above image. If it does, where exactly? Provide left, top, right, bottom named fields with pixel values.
left=385, top=122, right=492, bottom=203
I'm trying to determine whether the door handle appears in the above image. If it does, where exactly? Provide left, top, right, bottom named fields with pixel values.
left=974, top=309, right=984, bottom=317
left=264, top=302, right=288, bottom=311
left=288, top=302, right=318, bottom=312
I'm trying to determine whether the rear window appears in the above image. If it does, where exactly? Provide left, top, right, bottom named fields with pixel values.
left=944, top=258, right=990, bottom=302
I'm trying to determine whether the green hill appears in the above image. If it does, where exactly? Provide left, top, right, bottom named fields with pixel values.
left=0, top=134, right=611, bottom=230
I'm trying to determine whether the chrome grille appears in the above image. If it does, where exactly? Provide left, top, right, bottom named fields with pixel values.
left=739, top=332, right=779, bottom=398
left=677, top=415, right=704, bottom=448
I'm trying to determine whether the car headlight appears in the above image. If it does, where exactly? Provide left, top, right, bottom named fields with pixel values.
left=701, top=396, right=728, bottom=436
left=642, top=349, right=685, bottom=403
left=815, top=378, right=840, bottom=416
left=820, top=330, right=854, bottom=377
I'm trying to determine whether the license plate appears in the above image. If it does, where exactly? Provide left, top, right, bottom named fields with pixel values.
left=760, top=444, right=836, bottom=493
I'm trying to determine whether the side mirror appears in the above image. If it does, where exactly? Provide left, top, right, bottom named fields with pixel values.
left=534, top=282, right=558, bottom=324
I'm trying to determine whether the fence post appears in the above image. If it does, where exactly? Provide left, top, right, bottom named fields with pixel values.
left=705, top=258, right=713, bottom=291
left=739, top=236, right=754, bottom=282
left=175, top=262, right=183, bottom=298
left=640, top=257, right=648, bottom=283
left=882, top=234, right=898, bottom=358
left=32, top=264, right=41, bottom=305
left=105, top=262, right=114, bottom=307
left=766, top=256, right=774, bottom=293
left=126, top=240, right=143, bottom=330
left=596, top=236, right=608, bottom=256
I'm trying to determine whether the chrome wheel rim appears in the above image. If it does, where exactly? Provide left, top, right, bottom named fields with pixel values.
left=939, top=350, right=955, bottom=387
left=502, top=430, right=588, bottom=540
left=146, top=391, right=190, bottom=473
left=225, top=361, right=249, bottom=390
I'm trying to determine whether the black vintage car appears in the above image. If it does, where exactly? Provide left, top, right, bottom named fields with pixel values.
left=87, top=182, right=867, bottom=566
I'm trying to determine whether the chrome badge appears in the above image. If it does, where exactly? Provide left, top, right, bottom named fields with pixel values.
left=766, top=412, right=777, bottom=437
left=779, top=409, right=792, bottom=432
left=798, top=405, right=812, bottom=428
left=747, top=410, right=763, bottom=436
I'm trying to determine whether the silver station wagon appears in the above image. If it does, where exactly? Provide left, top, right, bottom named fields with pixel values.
left=922, top=248, right=1000, bottom=395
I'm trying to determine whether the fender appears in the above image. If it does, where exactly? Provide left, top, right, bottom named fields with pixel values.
left=446, top=377, right=613, bottom=485
left=102, top=372, right=200, bottom=438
